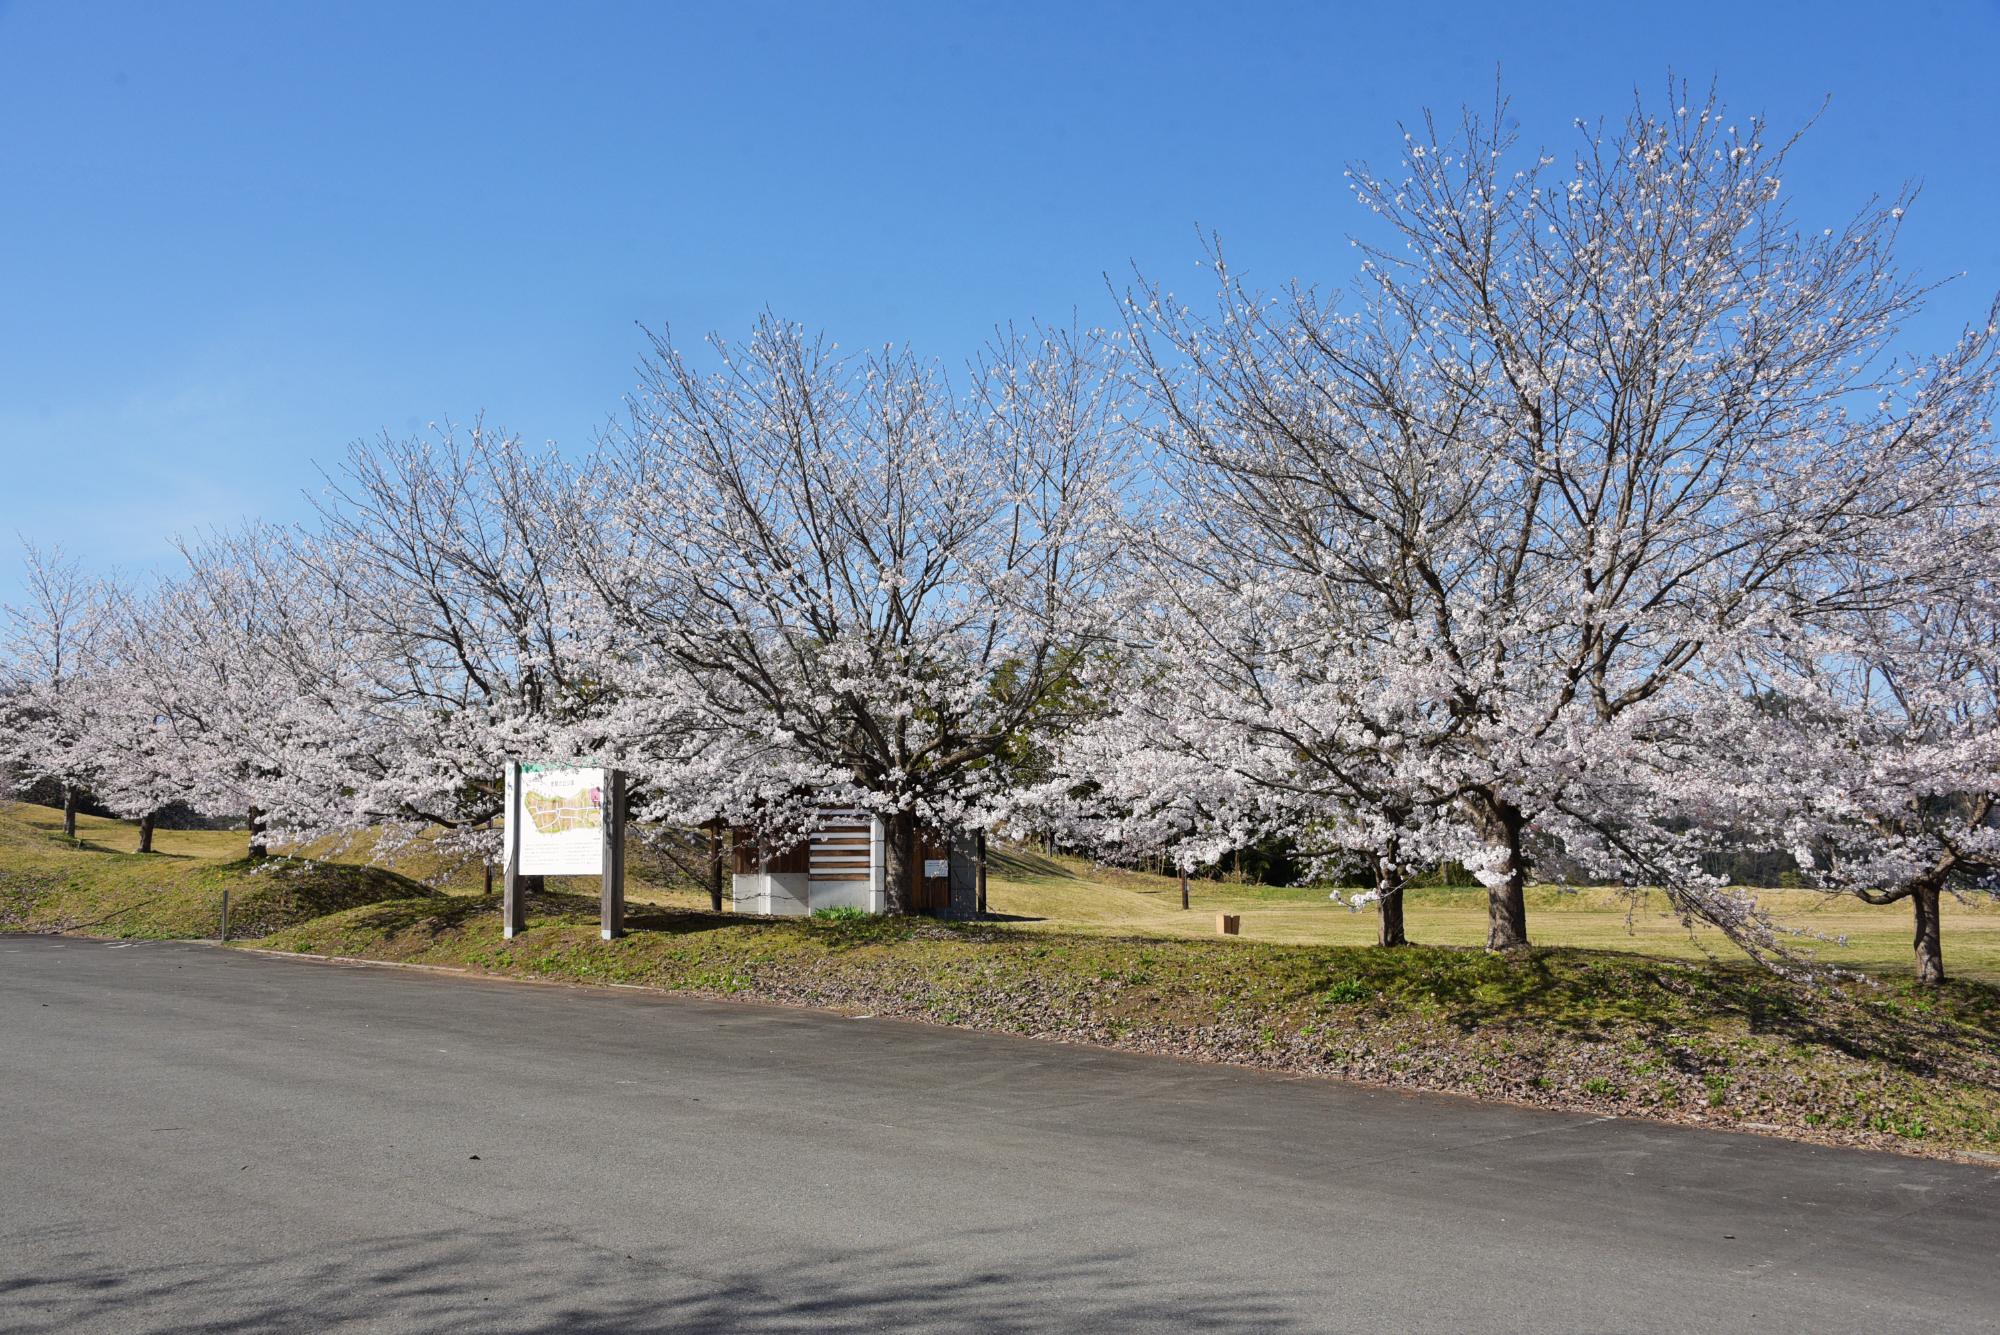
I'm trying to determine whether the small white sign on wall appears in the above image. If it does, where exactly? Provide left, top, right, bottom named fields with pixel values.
left=923, top=858, right=949, bottom=878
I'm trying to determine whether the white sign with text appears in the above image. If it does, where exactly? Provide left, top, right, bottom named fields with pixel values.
left=507, top=765, right=606, bottom=876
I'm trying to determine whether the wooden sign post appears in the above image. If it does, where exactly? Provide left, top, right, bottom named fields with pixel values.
left=502, top=761, right=526, bottom=938
left=601, top=769, right=626, bottom=940
left=504, top=761, right=622, bottom=940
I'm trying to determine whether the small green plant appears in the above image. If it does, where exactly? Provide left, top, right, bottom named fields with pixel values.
left=1322, top=978, right=1371, bottom=1004
left=809, top=905, right=870, bottom=922
left=1583, top=1077, right=1618, bottom=1097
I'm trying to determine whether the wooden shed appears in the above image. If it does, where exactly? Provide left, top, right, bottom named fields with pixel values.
left=731, top=809, right=977, bottom=917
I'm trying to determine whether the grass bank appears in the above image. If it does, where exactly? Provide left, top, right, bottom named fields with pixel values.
left=0, top=802, right=438, bottom=939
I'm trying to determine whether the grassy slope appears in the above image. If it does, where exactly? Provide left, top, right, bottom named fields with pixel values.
left=0, top=802, right=439, bottom=939
left=8, top=800, right=1997, bottom=1159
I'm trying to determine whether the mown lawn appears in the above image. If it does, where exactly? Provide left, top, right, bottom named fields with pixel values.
left=971, top=846, right=2000, bottom=983
left=591, top=838, right=2000, bottom=983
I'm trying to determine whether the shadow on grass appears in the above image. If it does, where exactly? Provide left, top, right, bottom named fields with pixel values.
left=1295, top=944, right=2000, bottom=1094
left=67, top=838, right=195, bottom=858
left=986, top=845, right=1079, bottom=881
left=215, top=861, right=444, bottom=938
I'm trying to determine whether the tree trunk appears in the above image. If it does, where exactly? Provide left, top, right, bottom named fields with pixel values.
left=1913, top=881, right=1945, bottom=987
left=62, top=785, right=79, bottom=839
left=975, top=830, right=988, bottom=917
left=246, top=805, right=269, bottom=860
left=1483, top=797, right=1530, bottom=951
left=137, top=810, right=157, bottom=854
left=1180, top=866, right=1190, bottom=911
left=883, top=811, right=915, bottom=915
left=1378, top=885, right=1408, bottom=948
left=708, top=821, right=725, bottom=913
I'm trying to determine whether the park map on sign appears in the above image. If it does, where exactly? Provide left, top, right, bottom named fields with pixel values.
left=523, top=785, right=603, bottom=835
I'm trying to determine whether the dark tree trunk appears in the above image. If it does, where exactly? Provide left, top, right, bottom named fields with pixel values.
left=246, top=806, right=269, bottom=860
left=1483, top=796, right=1529, bottom=951
left=1372, top=853, right=1409, bottom=947
left=1913, top=881, right=1945, bottom=987
left=1378, top=885, right=1408, bottom=948
left=62, top=785, right=79, bottom=839
left=975, top=830, right=988, bottom=917
left=137, top=810, right=157, bottom=854
left=1180, top=866, right=1190, bottom=911
left=883, top=811, right=915, bottom=915
left=708, top=821, right=725, bottom=912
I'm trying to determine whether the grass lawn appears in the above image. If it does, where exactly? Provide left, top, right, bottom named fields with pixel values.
left=11, top=798, right=1992, bottom=982
left=0, top=802, right=438, bottom=939
left=7, top=799, right=1998, bottom=1161
left=974, top=847, right=2000, bottom=984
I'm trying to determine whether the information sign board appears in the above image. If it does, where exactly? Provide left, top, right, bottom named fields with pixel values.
left=506, top=764, right=607, bottom=876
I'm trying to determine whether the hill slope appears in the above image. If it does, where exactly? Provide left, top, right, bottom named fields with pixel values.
left=0, top=802, right=440, bottom=939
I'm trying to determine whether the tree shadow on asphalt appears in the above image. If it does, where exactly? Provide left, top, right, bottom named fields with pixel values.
left=0, top=1222, right=1308, bottom=1333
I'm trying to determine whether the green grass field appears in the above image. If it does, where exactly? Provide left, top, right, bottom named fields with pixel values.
left=974, top=847, right=2000, bottom=984
left=8, top=800, right=1993, bottom=982
left=0, top=801, right=438, bottom=939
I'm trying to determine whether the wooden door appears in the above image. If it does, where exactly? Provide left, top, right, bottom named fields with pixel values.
left=910, top=829, right=951, bottom=912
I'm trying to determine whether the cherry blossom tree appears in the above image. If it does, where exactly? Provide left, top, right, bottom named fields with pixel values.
left=75, top=585, right=196, bottom=852
left=1114, top=83, right=2000, bottom=954
left=1697, top=513, right=2000, bottom=984
left=1, top=544, right=108, bottom=838
left=113, top=529, right=367, bottom=858
left=291, top=424, right=598, bottom=869
left=571, top=317, right=1131, bottom=911
left=1045, top=581, right=1464, bottom=949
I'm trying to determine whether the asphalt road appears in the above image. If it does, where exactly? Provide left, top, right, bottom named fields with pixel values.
left=3, top=936, right=1997, bottom=1333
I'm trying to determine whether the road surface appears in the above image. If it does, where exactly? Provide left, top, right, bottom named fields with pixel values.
left=3, top=934, right=1996, bottom=1332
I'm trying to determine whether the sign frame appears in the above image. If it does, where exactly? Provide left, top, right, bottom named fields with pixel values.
left=502, top=761, right=626, bottom=941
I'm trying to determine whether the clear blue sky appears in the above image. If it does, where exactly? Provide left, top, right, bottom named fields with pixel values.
left=3, top=0, right=1997, bottom=606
